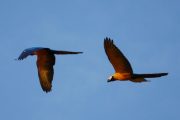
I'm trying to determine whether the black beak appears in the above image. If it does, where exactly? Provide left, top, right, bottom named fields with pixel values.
left=107, top=79, right=111, bottom=82
left=107, top=79, right=115, bottom=82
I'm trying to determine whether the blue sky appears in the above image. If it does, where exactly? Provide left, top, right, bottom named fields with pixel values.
left=0, top=0, right=180, bottom=120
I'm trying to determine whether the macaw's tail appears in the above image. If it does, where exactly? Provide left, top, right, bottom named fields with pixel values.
left=130, top=73, right=168, bottom=82
left=133, top=73, right=168, bottom=78
left=52, top=50, right=83, bottom=55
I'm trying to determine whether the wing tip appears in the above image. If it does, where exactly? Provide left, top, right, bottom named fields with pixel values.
left=41, top=85, right=52, bottom=93
left=104, top=37, right=114, bottom=48
left=43, top=88, right=52, bottom=93
left=104, top=37, right=113, bottom=42
left=104, top=37, right=114, bottom=45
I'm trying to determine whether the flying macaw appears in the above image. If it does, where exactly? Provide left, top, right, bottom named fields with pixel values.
left=104, top=37, right=168, bottom=82
left=17, top=47, right=83, bottom=93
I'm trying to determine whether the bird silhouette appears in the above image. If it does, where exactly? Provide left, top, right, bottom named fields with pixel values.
left=17, top=47, right=83, bottom=92
left=104, top=37, right=168, bottom=82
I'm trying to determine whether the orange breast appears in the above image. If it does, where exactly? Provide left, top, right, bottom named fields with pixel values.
left=113, top=73, right=132, bottom=80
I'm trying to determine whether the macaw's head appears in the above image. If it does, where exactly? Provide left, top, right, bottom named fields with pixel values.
left=107, top=75, right=116, bottom=82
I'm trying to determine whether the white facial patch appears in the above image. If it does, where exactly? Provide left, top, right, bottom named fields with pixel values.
left=108, top=76, right=113, bottom=80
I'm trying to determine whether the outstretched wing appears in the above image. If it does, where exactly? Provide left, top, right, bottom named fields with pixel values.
left=17, top=47, right=45, bottom=60
left=36, top=53, right=55, bottom=93
left=104, top=37, right=133, bottom=73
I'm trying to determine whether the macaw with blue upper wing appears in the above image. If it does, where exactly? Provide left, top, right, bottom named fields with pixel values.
left=17, top=47, right=83, bottom=93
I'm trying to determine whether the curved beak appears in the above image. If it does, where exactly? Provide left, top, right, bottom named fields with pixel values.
left=107, top=76, right=115, bottom=82
left=107, top=79, right=112, bottom=82
left=107, top=79, right=115, bottom=82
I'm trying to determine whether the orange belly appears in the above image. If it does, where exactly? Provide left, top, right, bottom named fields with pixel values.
left=113, top=73, right=132, bottom=80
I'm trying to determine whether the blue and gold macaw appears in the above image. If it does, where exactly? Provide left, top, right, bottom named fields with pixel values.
left=17, top=47, right=82, bottom=93
left=104, top=38, right=168, bottom=82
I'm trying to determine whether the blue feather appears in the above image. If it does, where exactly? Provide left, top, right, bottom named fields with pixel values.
left=18, top=47, right=45, bottom=60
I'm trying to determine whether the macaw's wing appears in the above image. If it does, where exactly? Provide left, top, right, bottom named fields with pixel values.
left=36, top=54, right=55, bottom=93
left=17, top=47, right=45, bottom=60
left=37, top=65, right=54, bottom=92
left=104, top=37, right=133, bottom=74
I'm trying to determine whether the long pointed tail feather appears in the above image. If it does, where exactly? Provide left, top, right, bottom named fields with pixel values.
left=52, top=50, right=83, bottom=55
left=133, top=73, right=168, bottom=78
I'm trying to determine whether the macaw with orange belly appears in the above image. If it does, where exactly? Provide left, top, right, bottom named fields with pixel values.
left=17, top=47, right=83, bottom=93
left=104, top=38, right=168, bottom=82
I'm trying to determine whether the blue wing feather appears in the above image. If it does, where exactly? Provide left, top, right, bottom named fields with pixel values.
left=18, top=47, right=45, bottom=60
